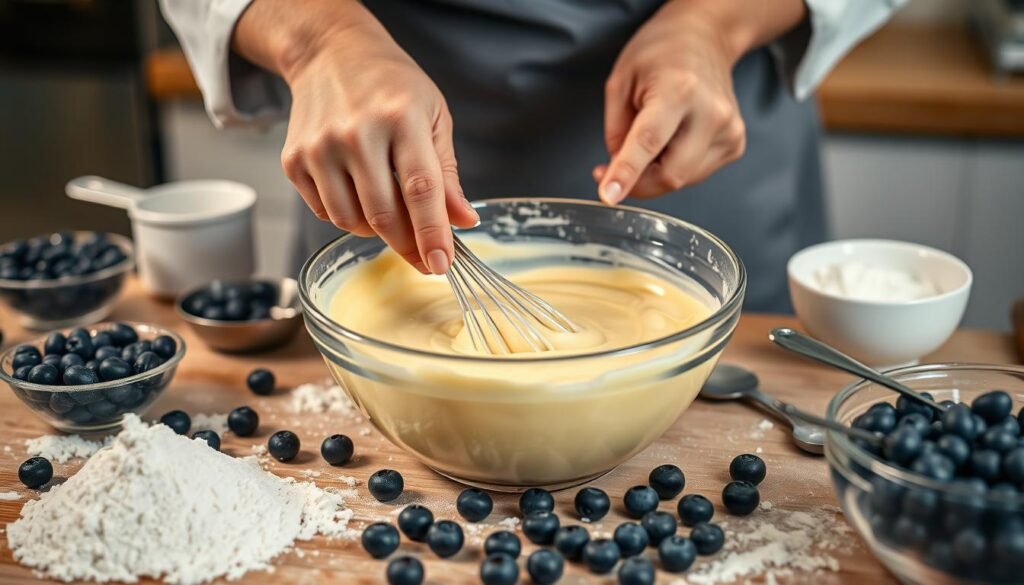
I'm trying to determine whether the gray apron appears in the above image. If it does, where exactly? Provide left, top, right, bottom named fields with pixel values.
left=295, top=0, right=826, bottom=313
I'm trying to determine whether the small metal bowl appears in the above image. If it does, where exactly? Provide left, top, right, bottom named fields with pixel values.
left=176, top=277, right=304, bottom=353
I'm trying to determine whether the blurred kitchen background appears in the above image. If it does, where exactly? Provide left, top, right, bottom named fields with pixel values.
left=0, top=0, right=1021, bottom=330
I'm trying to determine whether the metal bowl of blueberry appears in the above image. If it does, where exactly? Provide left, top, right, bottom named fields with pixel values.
left=827, top=363, right=1024, bottom=585
left=176, top=278, right=303, bottom=353
left=0, top=231, right=133, bottom=330
left=0, top=322, right=185, bottom=433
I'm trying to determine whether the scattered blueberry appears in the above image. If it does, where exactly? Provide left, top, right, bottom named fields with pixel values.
left=519, top=487, right=555, bottom=515
left=426, top=520, right=464, bottom=558
left=623, top=485, right=659, bottom=519
left=618, top=556, right=656, bottom=585
left=677, top=494, right=714, bottom=526
left=582, top=538, right=621, bottom=574
left=554, top=525, right=590, bottom=561
left=247, top=369, right=275, bottom=395
left=192, top=430, right=221, bottom=451
left=641, top=510, right=677, bottom=546
left=320, top=434, right=354, bottom=465
left=648, top=464, right=685, bottom=499
left=361, top=522, right=400, bottom=559
left=658, top=535, right=697, bottom=572
left=575, top=486, right=610, bottom=521
left=268, top=430, right=300, bottom=462
left=398, top=504, right=434, bottom=542
left=456, top=488, right=493, bottom=522
left=729, top=454, right=767, bottom=485
left=368, top=469, right=404, bottom=502
left=227, top=406, right=260, bottom=436
left=722, top=481, right=760, bottom=515
left=484, top=530, right=521, bottom=559
left=690, top=522, right=725, bottom=555
left=527, top=549, right=564, bottom=585
left=18, top=456, right=53, bottom=488
left=479, top=553, right=518, bottom=585
left=613, top=522, right=649, bottom=557
left=386, top=556, right=424, bottom=585
left=523, top=510, right=560, bottom=545
left=160, top=410, right=191, bottom=435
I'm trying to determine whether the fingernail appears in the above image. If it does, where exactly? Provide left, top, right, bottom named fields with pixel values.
left=601, top=181, right=623, bottom=205
left=426, top=249, right=450, bottom=275
left=463, top=197, right=480, bottom=219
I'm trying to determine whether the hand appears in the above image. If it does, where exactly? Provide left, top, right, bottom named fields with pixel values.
left=596, top=1, right=750, bottom=204
left=278, top=21, right=478, bottom=275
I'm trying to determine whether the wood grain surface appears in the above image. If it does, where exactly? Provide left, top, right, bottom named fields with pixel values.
left=0, top=279, right=1017, bottom=584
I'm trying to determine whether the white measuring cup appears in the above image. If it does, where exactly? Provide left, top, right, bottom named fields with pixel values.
left=66, top=175, right=256, bottom=298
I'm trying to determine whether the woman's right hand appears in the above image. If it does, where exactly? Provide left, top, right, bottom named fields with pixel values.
left=262, top=9, right=478, bottom=275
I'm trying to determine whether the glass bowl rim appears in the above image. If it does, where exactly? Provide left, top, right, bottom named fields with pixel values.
left=299, top=197, right=746, bottom=364
left=0, top=231, right=135, bottom=290
left=827, top=361, right=1024, bottom=502
left=0, top=321, right=187, bottom=393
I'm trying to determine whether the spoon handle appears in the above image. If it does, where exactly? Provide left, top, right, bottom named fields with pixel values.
left=773, top=401, right=885, bottom=446
left=744, top=389, right=820, bottom=435
left=769, top=328, right=945, bottom=413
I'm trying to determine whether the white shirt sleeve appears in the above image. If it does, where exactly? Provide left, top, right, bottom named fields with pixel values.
left=771, top=0, right=908, bottom=100
left=158, top=0, right=290, bottom=128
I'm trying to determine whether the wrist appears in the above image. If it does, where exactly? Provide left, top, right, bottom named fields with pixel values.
left=662, top=0, right=806, bottom=63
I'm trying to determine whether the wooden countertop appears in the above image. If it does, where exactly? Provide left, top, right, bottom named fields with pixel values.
left=0, top=278, right=1018, bottom=583
left=146, top=24, right=1024, bottom=137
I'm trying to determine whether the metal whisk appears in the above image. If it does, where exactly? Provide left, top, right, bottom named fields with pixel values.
left=446, top=235, right=579, bottom=354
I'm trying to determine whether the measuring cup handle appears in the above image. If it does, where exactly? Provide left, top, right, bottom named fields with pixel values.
left=65, top=175, right=147, bottom=210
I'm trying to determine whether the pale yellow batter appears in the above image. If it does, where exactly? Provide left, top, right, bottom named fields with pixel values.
left=321, top=238, right=729, bottom=488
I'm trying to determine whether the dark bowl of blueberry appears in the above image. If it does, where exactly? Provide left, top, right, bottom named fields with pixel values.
left=0, top=231, right=133, bottom=330
left=0, top=322, right=185, bottom=432
left=827, top=363, right=1024, bottom=585
left=176, top=278, right=303, bottom=353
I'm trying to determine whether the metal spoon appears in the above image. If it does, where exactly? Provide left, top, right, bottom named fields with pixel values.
left=701, top=364, right=884, bottom=454
left=768, top=328, right=946, bottom=413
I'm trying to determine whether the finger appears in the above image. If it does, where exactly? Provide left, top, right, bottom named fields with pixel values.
left=592, top=164, right=607, bottom=184
left=599, top=97, right=687, bottom=205
left=281, top=150, right=329, bottom=221
left=307, top=145, right=372, bottom=236
left=394, top=117, right=455, bottom=275
left=434, top=110, right=478, bottom=229
left=604, top=75, right=636, bottom=157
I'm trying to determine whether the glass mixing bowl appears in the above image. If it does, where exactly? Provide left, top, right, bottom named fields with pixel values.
left=827, top=364, right=1024, bottom=585
left=299, top=199, right=745, bottom=490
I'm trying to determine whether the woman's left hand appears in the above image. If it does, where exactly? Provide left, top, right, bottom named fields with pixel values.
left=596, top=0, right=750, bottom=204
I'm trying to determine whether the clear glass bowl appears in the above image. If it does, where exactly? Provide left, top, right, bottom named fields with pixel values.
left=0, top=232, right=134, bottom=330
left=827, top=364, right=1024, bottom=585
left=0, top=322, right=186, bottom=433
left=300, top=198, right=745, bottom=491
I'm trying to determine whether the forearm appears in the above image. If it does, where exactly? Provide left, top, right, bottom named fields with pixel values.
left=663, top=0, right=807, bottom=63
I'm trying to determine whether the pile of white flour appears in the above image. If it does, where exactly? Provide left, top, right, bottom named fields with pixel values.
left=25, top=434, right=113, bottom=463
left=6, top=415, right=355, bottom=584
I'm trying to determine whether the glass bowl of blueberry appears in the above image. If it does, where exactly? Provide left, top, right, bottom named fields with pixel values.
left=827, top=363, right=1024, bottom=585
left=0, top=322, right=185, bottom=432
left=0, top=231, right=133, bottom=330
left=176, top=278, right=303, bottom=353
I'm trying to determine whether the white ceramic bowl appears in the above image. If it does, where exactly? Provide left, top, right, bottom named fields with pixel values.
left=788, top=239, right=972, bottom=368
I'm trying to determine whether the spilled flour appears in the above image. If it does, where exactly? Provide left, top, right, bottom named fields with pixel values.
left=25, top=434, right=113, bottom=463
left=191, top=413, right=229, bottom=434
left=0, top=491, right=20, bottom=501
left=682, top=505, right=853, bottom=584
left=288, top=381, right=361, bottom=419
left=6, top=415, right=355, bottom=585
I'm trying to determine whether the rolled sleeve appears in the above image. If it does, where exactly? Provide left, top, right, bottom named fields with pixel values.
left=159, top=0, right=290, bottom=128
left=772, top=0, right=908, bottom=100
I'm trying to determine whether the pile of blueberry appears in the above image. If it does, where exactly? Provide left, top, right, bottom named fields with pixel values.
left=181, top=281, right=279, bottom=322
left=848, top=390, right=1024, bottom=581
left=0, top=232, right=129, bottom=321
left=361, top=455, right=768, bottom=585
left=8, top=324, right=177, bottom=426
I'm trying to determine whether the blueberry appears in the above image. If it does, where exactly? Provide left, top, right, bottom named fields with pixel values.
left=970, top=449, right=1002, bottom=482
left=722, top=481, right=760, bottom=515
left=248, top=302, right=271, bottom=320
left=690, top=522, right=725, bottom=555
left=426, top=520, right=464, bottom=558
left=13, top=350, right=41, bottom=370
left=160, top=410, right=191, bottom=435
left=898, top=412, right=931, bottom=435
left=66, top=406, right=93, bottom=424
left=582, top=538, right=620, bottom=574
left=897, top=392, right=935, bottom=420
left=479, top=553, right=518, bottom=585
left=368, top=469, right=404, bottom=502
left=98, top=357, right=132, bottom=382
left=224, top=299, right=248, bottom=321
left=617, top=557, right=656, bottom=585
left=649, top=464, right=685, bottom=499
left=320, top=434, right=353, bottom=465
left=91, top=331, right=113, bottom=349
left=1004, top=448, right=1024, bottom=483
left=18, top=456, right=53, bottom=489
left=677, top=494, right=714, bottom=526
left=936, top=433, right=971, bottom=468
left=247, top=368, right=275, bottom=395
left=249, top=281, right=277, bottom=302
left=184, top=292, right=213, bottom=317
left=901, top=488, right=939, bottom=522
left=48, top=392, right=75, bottom=414
left=623, top=485, right=659, bottom=519
left=883, top=426, right=925, bottom=466
left=133, top=352, right=163, bottom=374
left=909, top=451, right=955, bottom=482
left=84, top=360, right=101, bottom=375
left=892, top=516, right=928, bottom=551
left=87, top=399, right=117, bottom=418
left=385, top=556, right=423, bottom=585
left=361, top=522, right=400, bottom=559
left=519, top=487, right=554, bottom=515
left=94, top=346, right=121, bottom=362
left=575, top=486, right=610, bottom=521
left=42, top=354, right=62, bottom=368
left=64, top=335, right=93, bottom=359
left=456, top=488, right=493, bottom=522
left=942, top=404, right=977, bottom=441
left=151, top=335, right=178, bottom=359
left=191, top=430, right=220, bottom=450
left=729, top=454, right=767, bottom=485
left=27, top=363, right=58, bottom=385
left=992, top=526, right=1024, bottom=573
left=59, top=353, right=84, bottom=371
left=63, top=364, right=98, bottom=385
left=973, top=414, right=989, bottom=437
left=855, top=403, right=898, bottom=434
left=523, top=510, right=560, bottom=545
left=973, top=390, right=1013, bottom=423
left=658, top=535, right=697, bottom=572
left=105, top=385, right=141, bottom=405
left=991, top=416, right=1021, bottom=437
left=952, top=527, right=986, bottom=565
left=553, top=525, right=590, bottom=561
left=268, top=430, right=300, bottom=462
left=983, top=429, right=1018, bottom=454
left=14, top=344, right=41, bottom=358
left=484, top=530, right=521, bottom=558
left=613, top=522, right=649, bottom=557
left=397, top=504, right=434, bottom=542
left=13, top=365, right=32, bottom=381
left=44, top=332, right=66, bottom=355
left=527, top=549, right=564, bottom=585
